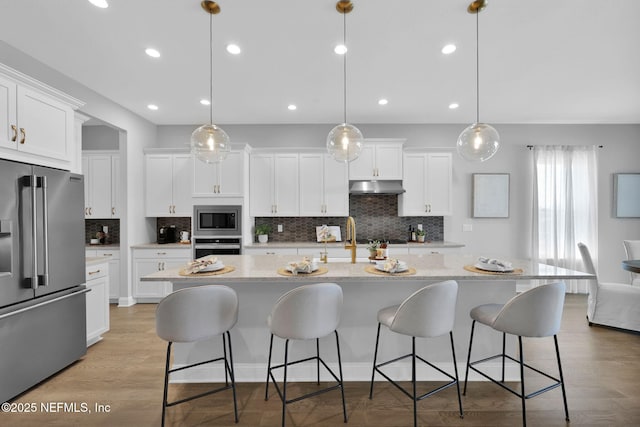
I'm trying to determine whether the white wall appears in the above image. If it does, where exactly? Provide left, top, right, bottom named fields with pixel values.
left=82, top=125, right=119, bottom=151
left=158, top=123, right=640, bottom=284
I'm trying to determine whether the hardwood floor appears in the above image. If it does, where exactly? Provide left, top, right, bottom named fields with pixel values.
left=3, top=294, right=639, bottom=426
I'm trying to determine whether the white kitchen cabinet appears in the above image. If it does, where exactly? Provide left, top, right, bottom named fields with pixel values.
left=87, top=248, right=121, bottom=302
left=299, top=152, right=349, bottom=216
left=399, top=152, right=452, bottom=216
left=408, top=246, right=461, bottom=255
left=250, top=152, right=299, bottom=216
left=348, top=139, right=404, bottom=180
left=85, top=261, right=110, bottom=346
left=132, top=248, right=190, bottom=302
left=0, top=65, right=82, bottom=169
left=192, top=150, right=244, bottom=197
left=243, top=247, right=299, bottom=256
left=145, top=153, right=192, bottom=217
left=82, top=151, right=121, bottom=218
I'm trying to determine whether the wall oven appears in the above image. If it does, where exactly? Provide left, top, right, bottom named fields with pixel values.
left=192, top=205, right=242, bottom=258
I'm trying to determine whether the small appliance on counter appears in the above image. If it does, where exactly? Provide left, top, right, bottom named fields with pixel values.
left=158, top=225, right=177, bottom=244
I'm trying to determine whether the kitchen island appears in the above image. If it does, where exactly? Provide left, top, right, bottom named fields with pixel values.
left=142, top=254, right=592, bottom=383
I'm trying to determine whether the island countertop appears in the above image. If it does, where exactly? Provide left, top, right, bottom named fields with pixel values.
left=141, top=253, right=593, bottom=283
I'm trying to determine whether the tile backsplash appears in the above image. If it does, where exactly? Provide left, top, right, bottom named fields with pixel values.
left=255, top=195, right=444, bottom=243
left=85, top=219, right=120, bottom=244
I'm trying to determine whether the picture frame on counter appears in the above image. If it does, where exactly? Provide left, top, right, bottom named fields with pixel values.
left=472, top=173, right=510, bottom=218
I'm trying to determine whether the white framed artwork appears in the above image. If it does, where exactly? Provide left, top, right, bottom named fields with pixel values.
left=473, top=173, right=510, bottom=218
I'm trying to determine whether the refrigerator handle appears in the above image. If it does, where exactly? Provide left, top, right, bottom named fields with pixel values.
left=40, top=175, right=49, bottom=287
left=28, top=174, right=39, bottom=289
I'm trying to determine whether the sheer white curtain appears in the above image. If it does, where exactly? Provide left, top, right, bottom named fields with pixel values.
left=532, top=145, right=598, bottom=293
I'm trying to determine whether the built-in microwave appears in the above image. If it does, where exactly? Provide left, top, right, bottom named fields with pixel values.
left=193, top=205, right=242, bottom=237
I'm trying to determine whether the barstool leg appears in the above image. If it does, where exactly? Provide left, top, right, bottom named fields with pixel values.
left=316, top=338, right=320, bottom=385
left=335, top=330, right=348, bottom=423
left=265, top=334, right=274, bottom=400
left=518, top=336, right=527, bottom=427
left=463, top=320, right=476, bottom=395
left=226, top=331, right=239, bottom=423
left=161, top=342, right=172, bottom=427
left=282, top=339, right=290, bottom=427
left=369, top=322, right=381, bottom=399
left=449, top=331, right=464, bottom=418
left=554, top=335, right=570, bottom=422
left=501, top=332, right=506, bottom=383
left=223, top=333, right=229, bottom=386
left=412, top=337, right=417, bottom=427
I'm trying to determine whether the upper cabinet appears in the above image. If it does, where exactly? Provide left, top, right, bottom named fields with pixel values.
left=399, top=151, right=452, bottom=216
left=83, top=151, right=121, bottom=219
left=192, top=149, right=246, bottom=197
left=250, top=152, right=299, bottom=217
left=0, top=64, right=83, bottom=170
left=348, top=139, right=404, bottom=180
left=145, top=152, right=192, bottom=217
left=299, top=152, right=349, bottom=216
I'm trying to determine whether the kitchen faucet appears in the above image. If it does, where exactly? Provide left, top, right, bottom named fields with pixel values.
left=345, top=216, right=357, bottom=263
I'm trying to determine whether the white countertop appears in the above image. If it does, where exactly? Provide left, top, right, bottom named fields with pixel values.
left=244, top=240, right=464, bottom=249
left=141, top=253, right=593, bottom=283
left=131, top=242, right=192, bottom=249
left=86, top=256, right=111, bottom=266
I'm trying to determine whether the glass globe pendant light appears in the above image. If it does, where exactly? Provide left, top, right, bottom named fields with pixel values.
left=327, top=1, right=363, bottom=163
left=457, top=0, right=500, bottom=162
left=191, top=0, right=230, bottom=164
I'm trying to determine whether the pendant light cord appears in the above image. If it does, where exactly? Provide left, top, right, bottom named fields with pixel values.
left=475, top=10, right=480, bottom=124
left=209, top=12, right=214, bottom=125
left=343, top=10, right=348, bottom=124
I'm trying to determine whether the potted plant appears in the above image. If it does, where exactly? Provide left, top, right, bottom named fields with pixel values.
left=416, top=229, right=426, bottom=243
left=367, top=240, right=381, bottom=258
left=255, top=224, right=272, bottom=243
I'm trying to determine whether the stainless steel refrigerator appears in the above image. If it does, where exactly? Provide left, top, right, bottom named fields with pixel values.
left=0, top=158, right=87, bottom=403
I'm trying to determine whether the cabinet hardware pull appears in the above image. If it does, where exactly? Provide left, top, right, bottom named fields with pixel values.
left=88, top=207, right=92, bottom=215
left=11, top=125, right=17, bottom=142
left=157, top=252, right=167, bottom=255
left=19, top=128, right=26, bottom=144
left=102, top=253, right=113, bottom=256
left=88, top=270, right=101, bottom=275
left=112, top=207, right=115, bottom=215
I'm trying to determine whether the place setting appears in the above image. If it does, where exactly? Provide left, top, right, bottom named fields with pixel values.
left=365, top=258, right=416, bottom=276
left=277, top=257, right=328, bottom=277
left=464, top=256, right=523, bottom=275
left=179, top=255, right=235, bottom=276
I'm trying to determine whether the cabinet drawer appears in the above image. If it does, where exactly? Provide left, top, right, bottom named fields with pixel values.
left=133, top=248, right=190, bottom=259
left=86, top=263, right=108, bottom=281
left=95, top=249, right=120, bottom=260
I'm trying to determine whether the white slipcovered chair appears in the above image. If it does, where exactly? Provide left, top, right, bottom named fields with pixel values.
left=156, top=285, right=239, bottom=426
left=623, top=240, right=640, bottom=286
left=578, top=242, right=640, bottom=332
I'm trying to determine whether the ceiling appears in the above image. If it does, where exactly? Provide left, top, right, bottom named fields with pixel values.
left=2, top=0, right=639, bottom=126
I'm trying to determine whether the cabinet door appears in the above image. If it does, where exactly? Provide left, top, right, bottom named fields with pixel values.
left=375, top=144, right=403, bottom=179
left=111, top=156, right=121, bottom=218
left=16, top=86, right=73, bottom=162
left=348, top=145, right=375, bottom=180
left=218, top=151, right=244, bottom=196
left=425, top=153, right=452, bottom=216
left=171, top=154, right=192, bottom=216
left=323, top=155, right=349, bottom=216
left=133, top=259, right=168, bottom=300
left=299, top=153, right=324, bottom=216
left=0, top=75, right=17, bottom=151
left=273, top=154, right=299, bottom=216
left=399, top=153, right=427, bottom=216
left=82, top=156, right=91, bottom=218
left=145, top=155, right=174, bottom=216
left=86, top=274, right=109, bottom=345
left=87, top=155, right=112, bottom=218
left=192, top=156, right=220, bottom=196
left=250, top=154, right=276, bottom=216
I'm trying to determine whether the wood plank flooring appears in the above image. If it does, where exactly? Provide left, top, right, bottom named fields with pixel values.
left=2, top=294, right=639, bottom=426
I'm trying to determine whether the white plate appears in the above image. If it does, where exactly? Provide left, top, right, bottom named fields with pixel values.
left=200, top=262, right=224, bottom=272
left=375, top=261, right=408, bottom=273
left=286, top=263, right=319, bottom=273
left=474, top=262, right=513, bottom=273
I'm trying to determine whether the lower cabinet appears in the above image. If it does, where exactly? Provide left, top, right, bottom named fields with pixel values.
left=243, top=247, right=299, bottom=256
left=86, top=248, right=120, bottom=302
left=85, top=261, right=110, bottom=346
left=132, top=248, right=190, bottom=303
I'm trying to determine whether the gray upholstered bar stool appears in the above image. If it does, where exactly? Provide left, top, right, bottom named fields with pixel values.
left=463, top=281, right=569, bottom=427
left=369, top=280, right=463, bottom=427
left=265, top=282, right=347, bottom=427
left=156, top=285, right=239, bottom=427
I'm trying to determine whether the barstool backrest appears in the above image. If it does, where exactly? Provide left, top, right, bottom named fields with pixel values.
left=156, top=285, right=238, bottom=343
left=390, top=280, right=458, bottom=338
left=269, top=282, right=343, bottom=340
left=492, top=281, right=566, bottom=337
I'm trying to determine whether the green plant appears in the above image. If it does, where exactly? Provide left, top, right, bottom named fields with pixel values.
left=416, top=229, right=426, bottom=236
left=255, top=224, right=272, bottom=235
left=367, top=240, right=381, bottom=252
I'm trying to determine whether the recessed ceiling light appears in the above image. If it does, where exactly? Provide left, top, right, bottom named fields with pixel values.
left=226, top=44, right=241, bottom=55
left=147, top=104, right=159, bottom=111
left=287, top=104, right=297, bottom=111
left=88, top=0, right=108, bottom=8
left=449, top=103, right=459, bottom=109
left=378, top=99, right=388, bottom=106
left=145, top=48, right=160, bottom=58
left=441, top=44, right=457, bottom=55
left=334, top=44, right=347, bottom=55
left=200, top=99, right=211, bottom=106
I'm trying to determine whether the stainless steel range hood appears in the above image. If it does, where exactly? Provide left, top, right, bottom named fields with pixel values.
left=349, top=180, right=406, bottom=195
